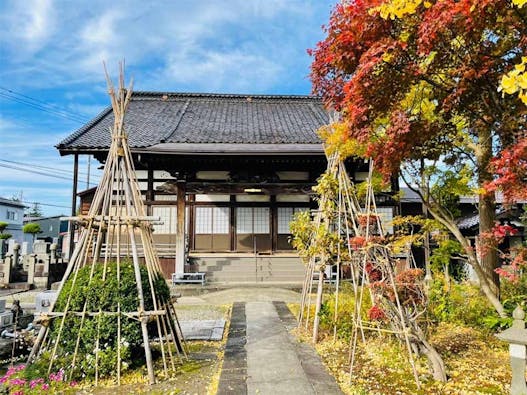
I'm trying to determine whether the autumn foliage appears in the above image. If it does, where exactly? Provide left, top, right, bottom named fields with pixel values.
left=310, top=0, right=527, bottom=180
left=310, top=0, right=527, bottom=315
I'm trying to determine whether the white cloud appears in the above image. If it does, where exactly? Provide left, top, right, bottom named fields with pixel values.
left=0, top=0, right=334, bottom=215
left=1, top=0, right=329, bottom=91
left=162, top=50, right=282, bottom=92
left=1, top=0, right=55, bottom=55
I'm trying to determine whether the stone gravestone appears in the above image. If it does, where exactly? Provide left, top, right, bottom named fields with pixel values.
left=33, top=241, right=49, bottom=255
left=7, top=240, right=15, bottom=255
left=21, top=241, right=29, bottom=256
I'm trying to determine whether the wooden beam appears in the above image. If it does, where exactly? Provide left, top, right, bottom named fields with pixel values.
left=146, top=167, right=154, bottom=215
left=158, top=181, right=315, bottom=195
left=68, top=154, right=79, bottom=259
left=175, top=181, right=186, bottom=274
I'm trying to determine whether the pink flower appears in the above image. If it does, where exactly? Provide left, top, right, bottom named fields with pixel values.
left=70, top=380, right=78, bottom=387
left=5, top=367, right=16, bottom=377
left=12, top=391, right=23, bottom=395
left=49, top=368, right=65, bottom=382
left=41, top=383, right=50, bottom=390
left=9, top=378, right=26, bottom=386
left=30, top=378, right=45, bottom=389
left=15, top=364, right=25, bottom=372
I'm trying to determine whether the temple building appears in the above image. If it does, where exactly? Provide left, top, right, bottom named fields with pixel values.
left=57, top=92, right=374, bottom=283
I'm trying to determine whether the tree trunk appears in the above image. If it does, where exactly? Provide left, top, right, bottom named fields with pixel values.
left=414, top=328, right=447, bottom=382
left=476, top=127, right=499, bottom=297
left=313, top=267, right=325, bottom=343
left=426, top=203, right=506, bottom=317
left=402, top=176, right=507, bottom=317
left=478, top=192, right=499, bottom=296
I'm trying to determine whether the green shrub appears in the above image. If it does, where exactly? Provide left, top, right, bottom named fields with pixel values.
left=22, top=223, right=41, bottom=236
left=318, top=282, right=372, bottom=340
left=0, top=233, right=12, bottom=240
left=33, top=261, right=169, bottom=380
left=427, top=276, right=498, bottom=330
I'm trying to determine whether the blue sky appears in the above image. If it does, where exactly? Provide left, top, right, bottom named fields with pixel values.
left=0, top=0, right=335, bottom=217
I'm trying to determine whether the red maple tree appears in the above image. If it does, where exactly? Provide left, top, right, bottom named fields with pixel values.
left=310, top=0, right=527, bottom=317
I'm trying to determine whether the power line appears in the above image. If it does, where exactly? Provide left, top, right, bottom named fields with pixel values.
left=0, top=159, right=100, bottom=180
left=0, top=163, right=72, bottom=181
left=0, top=92, right=87, bottom=124
left=0, top=88, right=90, bottom=124
left=0, top=86, right=87, bottom=118
left=0, top=86, right=90, bottom=122
left=22, top=201, right=71, bottom=209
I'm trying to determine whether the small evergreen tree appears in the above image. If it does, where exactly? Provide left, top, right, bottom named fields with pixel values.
left=0, top=222, right=11, bottom=240
left=27, top=203, right=43, bottom=218
left=23, top=223, right=41, bottom=242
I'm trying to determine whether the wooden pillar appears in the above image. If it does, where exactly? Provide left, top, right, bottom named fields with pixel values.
left=175, top=181, right=186, bottom=274
left=230, top=195, right=236, bottom=251
left=271, top=195, right=277, bottom=252
left=146, top=167, right=154, bottom=216
left=68, top=154, right=79, bottom=259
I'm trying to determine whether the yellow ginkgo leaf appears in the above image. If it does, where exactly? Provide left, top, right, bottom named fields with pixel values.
left=500, top=74, right=519, bottom=95
left=519, top=90, right=527, bottom=105
left=517, top=73, right=527, bottom=90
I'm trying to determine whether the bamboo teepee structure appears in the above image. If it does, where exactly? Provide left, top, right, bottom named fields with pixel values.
left=28, top=65, right=185, bottom=385
left=297, top=150, right=431, bottom=388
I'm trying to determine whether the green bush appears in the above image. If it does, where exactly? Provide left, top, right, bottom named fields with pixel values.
left=33, top=261, right=169, bottom=379
left=427, top=276, right=498, bottom=330
left=0, top=233, right=12, bottom=240
left=483, top=271, right=527, bottom=330
left=318, top=282, right=371, bottom=340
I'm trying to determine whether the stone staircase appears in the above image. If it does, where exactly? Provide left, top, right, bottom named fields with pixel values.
left=191, top=255, right=305, bottom=284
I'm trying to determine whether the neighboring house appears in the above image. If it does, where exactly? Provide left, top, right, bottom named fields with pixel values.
left=0, top=197, right=26, bottom=243
left=399, top=187, right=526, bottom=278
left=24, top=215, right=69, bottom=252
left=57, top=92, right=387, bottom=283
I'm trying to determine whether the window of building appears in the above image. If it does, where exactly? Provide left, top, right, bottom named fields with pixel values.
left=194, top=207, right=230, bottom=251
left=376, top=207, right=394, bottom=235
left=277, top=207, right=309, bottom=250
left=152, top=206, right=177, bottom=234
left=236, top=207, right=270, bottom=251
left=6, top=211, right=16, bottom=221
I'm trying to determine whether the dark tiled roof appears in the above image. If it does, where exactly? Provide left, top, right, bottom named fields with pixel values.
left=57, top=92, right=328, bottom=153
left=0, top=197, right=26, bottom=208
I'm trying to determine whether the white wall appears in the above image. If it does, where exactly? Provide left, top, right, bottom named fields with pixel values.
left=0, top=203, right=25, bottom=243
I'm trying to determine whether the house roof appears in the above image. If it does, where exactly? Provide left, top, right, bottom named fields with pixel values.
left=0, top=197, right=26, bottom=209
left=399, top=187, right=478, bottom=204
left=57, top=92, right=329, bottom=155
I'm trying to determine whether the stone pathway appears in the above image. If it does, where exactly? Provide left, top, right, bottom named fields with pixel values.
left=217, top=300, right=342, bottom=395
